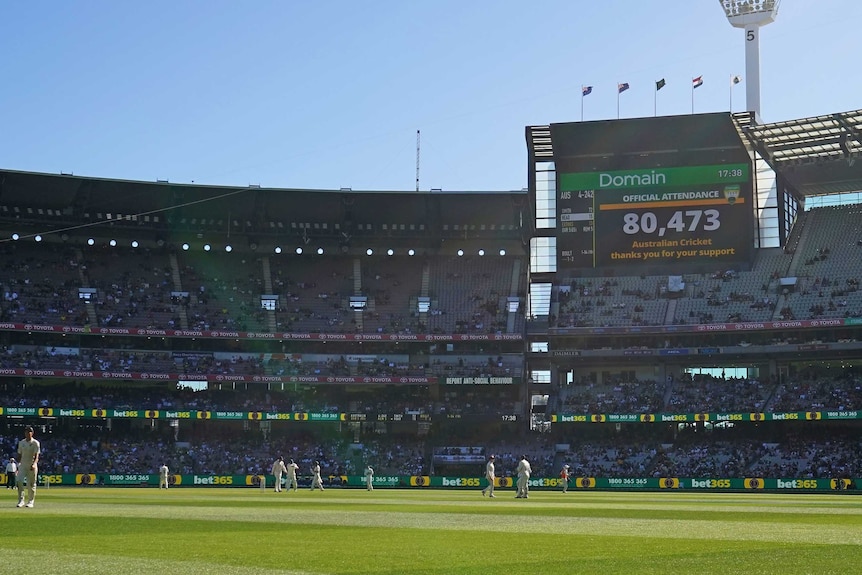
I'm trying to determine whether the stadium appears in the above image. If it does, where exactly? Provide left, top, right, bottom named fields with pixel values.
left=2, top=1, right=862, bottom=573
left=3, top=104, right=862, bottom=493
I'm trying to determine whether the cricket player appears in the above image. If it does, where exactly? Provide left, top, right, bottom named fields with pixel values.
left=285, top=458, right=300, bottom=491
left=159, top=464, right=170, bottom=489
left=515, top=454, right=531, bottom=499
left=481, top=454, right=496, bottom=498
left=310, top=461, right=325, bottom=491
left=560, top=464, right=570, bottom=493
left=364, top=465, right=374, bottom=491
left=16, top=426, right=40, bottom=508
left=272, top=457, right=288, bottom=492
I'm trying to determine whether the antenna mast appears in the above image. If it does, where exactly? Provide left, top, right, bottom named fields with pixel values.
left=415, top=130, right=420, bottom=192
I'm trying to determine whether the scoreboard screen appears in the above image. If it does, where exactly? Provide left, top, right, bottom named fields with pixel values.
left=558, top=163, right=751, bottom=269
left=536, top=113, right=754, bottom=273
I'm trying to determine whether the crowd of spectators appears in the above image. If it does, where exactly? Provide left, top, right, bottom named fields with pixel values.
left=666, top=374, right=772, bottom=413
left=2, top=245, right=526, bottom=337
left=12, top=423, right=860, bottom=480
left=555, top=429, right=862, bottom=479
left=771, top=374, right=862, bottom=411
left=555, top=373, right=862, bottom=414
left=0, top=345, right=524, bottom=382
left=552, top=220, right=862, bottom=329
left=557, top=378, right=664, bottom=414
left=0, top=379, right=524, bottom=420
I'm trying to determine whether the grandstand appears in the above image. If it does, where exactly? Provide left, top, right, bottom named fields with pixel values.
left=1, top=108, right=862, bottom=491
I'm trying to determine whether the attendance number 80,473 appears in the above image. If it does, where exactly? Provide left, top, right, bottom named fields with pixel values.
left=622, top=209, right=719, bottom=237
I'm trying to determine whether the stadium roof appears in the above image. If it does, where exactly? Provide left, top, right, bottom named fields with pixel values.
left=740, top=109, right=862, bottom=197
left=0, top=169, right=530, bottom=250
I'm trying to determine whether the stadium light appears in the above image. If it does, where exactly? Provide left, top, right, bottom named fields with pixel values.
left=225, top=245, right=233, bottom=253
left=478, top=249, right=485, bottom=256
left=87, top=238, right=95, bottom=246
left=366, top=248, right=373, bottom=256
left=203, top=244, right=211, bottom=252
left=11, top=233, right=19, bottom=241
left=387, top=249, right=394, bottom=256
left=407, top=249, right=415, bottom=256
left=719, top=0, right=780, bottom=120
left=499, top=249, right=506, bottom=256
left=295, top=247, right=303, bottom=255
left=34, top=235, right=42, bottom=242
left=457, top=249, right=464, bottom=257
left=182, top=243, right=190, bottom=251
left=131, top=240, right=139, bottom=248
left=274, top=246, right=282, bottom=254
left=317, top=247, right=324, bottom=255
left=109, top=239, right=117, bottom=247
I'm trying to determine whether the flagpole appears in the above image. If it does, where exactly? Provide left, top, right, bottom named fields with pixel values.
left=581, top=90, right=584, bottom=122
left=654, top=88, right=657, bottom=117
left=617, top=88, right=620, bottom=120
left=691, top=78, right=695, bottom=114
left=729, top=74, right=733, bottom=112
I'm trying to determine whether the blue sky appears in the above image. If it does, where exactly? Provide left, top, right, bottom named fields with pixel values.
left=1, top=1, right=858, bottom=192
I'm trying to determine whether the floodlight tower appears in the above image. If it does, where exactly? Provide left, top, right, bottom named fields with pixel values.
left=719, top=0, right=780, bottom=121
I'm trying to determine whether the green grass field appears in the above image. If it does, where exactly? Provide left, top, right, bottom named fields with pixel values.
left=1, top=487, right=861, bottom=574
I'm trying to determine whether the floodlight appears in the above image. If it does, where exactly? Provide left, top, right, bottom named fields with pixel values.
left=131, top=240, right=139, bottom=248
left=719, top=0, right=780, bottom=120
left=203, top=244, right=211, bottom=252
left=34, top=235, right=42, bottom=242
left=225, top=245, right=233, bottom=253
left=11, top=233, right=19, bottom=241
left=366, top=249, right=373, bottom=256
left=317, top=247, right=324, bottom=255
left=457, top=249, right=464, bottom=257
left=478, top=249, right=485, bottom=256
left=295, top=247, right=303, bottom=255
left=182, top=243, right=190, bottom=251
left=109, top=239, right=117, bottom=247
left=274, top=246, right=282, bottom=254
left=87, top=238, right=95, bottom=246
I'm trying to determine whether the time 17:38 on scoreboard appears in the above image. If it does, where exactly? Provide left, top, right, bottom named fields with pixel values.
left=557, top=162, right=752, bottom=270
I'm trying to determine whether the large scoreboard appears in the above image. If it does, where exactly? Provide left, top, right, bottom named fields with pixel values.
left=558, top=162, right=750, bottom=268
left=532, top=113, right=754, bottom=274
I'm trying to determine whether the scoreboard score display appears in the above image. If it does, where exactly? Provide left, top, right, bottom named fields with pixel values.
left=540, top=113, right=754, bottom=274
left=558, top=162, right=751, bottom=268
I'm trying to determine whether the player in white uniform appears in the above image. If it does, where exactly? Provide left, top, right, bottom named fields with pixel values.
left=285, top=458, right=300, bottom=492
left=271, top=457, right=287, bottom=492
left=364, top=465, right=374, bottom=491
left=560, top=464, right=570, bottom=493
left=481, top=454, right=496, bottom=497
left=310, top=461, right=325, bottom=491
left=5, top=458, right=17, bottom=489
left=16, top=426, right=40, bottom=508
left=515, top=455, right=532, bottom=499
left=159, top=464, right=170, bottom=489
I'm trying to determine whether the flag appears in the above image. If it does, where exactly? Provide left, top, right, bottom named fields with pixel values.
left=582, top=85, right=593, bottom=97
left=656, top=78, right=666, bottom=91
left=692, top=76, right=704, bottom=89
left=732, top=75, right=742, bottom=85
left=618, top=82, right=630, bottom=94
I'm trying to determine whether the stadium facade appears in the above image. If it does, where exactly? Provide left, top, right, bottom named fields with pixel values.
left=2, top=108, right=862, bottom=491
